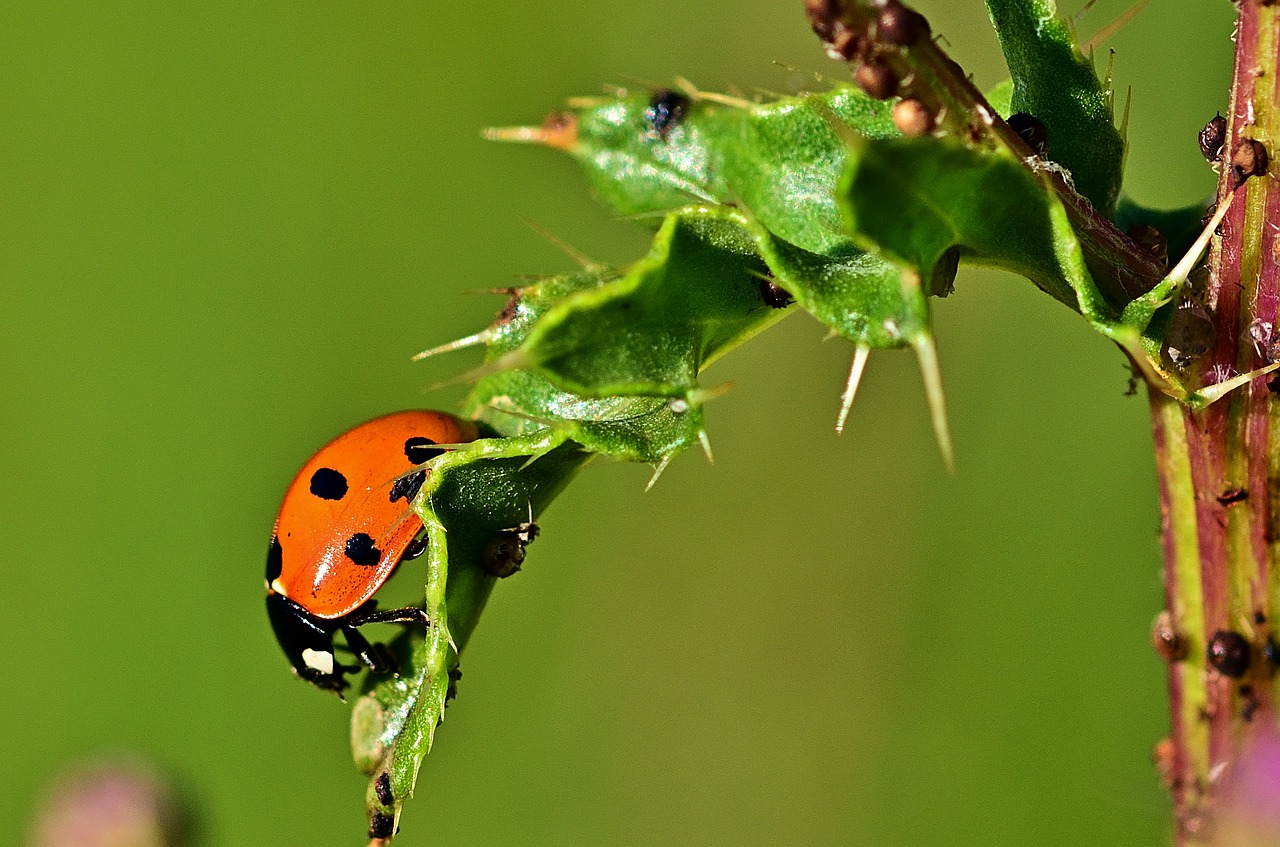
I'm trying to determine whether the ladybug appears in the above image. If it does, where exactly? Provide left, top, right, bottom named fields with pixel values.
left=265, top=410, right=479, bottom=695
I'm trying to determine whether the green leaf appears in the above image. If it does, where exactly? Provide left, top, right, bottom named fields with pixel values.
left=984, top=0, right=1125, bottom=217
left=351, top=431, right=590, bottom=837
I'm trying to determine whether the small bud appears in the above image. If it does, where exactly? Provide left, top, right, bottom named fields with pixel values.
left=1127, top=224, right=1168, bottom=266
left=804, top=0, right=841, bottom=40
left=1199, top=113, right=1227, bottom=162
left=876, top=0, right=929, bottom=47
left=1006, top=112, right=1048, bottom=157
left=892, top=98, right=934, bottom=137
left=854, top=59, right=897, bottom=100
left=1231, top=138, right=1269, bottom=188
left=1208, top=630, right=1251, bottom=678
left=1152, top=610, right=1188, bottom=662
left=829, top=26, right=861, bottom=61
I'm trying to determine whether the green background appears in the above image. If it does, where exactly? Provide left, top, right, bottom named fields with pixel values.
left=0, top=1, right=1232, bottom=844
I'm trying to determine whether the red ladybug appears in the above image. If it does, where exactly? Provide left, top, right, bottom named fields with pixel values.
left=265, top=410, right=479, bottom=694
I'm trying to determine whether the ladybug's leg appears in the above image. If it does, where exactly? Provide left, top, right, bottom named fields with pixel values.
left=341, top=624, right=396, bottom=675
left=345, top=606, right=431, bottom=628
left=401, top=533, right=429, bottom=562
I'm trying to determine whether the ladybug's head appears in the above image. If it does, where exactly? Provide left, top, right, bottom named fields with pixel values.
left=265, top=592, right=352, bottom=695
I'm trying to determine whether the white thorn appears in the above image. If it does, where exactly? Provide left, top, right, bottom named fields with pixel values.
left=645, top=454, right=674, bottom=492
left=836, top=345, right=871, bottom=434
left=1193, top=361, right=1280, bottom=407
left=912, top=333, right=955, bottom=473
left=412, top=330, right=490, bottom=361
left=1167, top=194, right=1234, bottom=293
left=697, top=430, right=715, bottom=465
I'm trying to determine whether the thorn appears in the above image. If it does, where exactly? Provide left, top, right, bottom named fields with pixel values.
left=1119, top=86, right=1132, bottom=148
left=835, top=345, right=871, bottom=433
left=912, top=333, right=955, bottom=473
left=1191, top=362, right=1280, bottom=408
left=412, top=330, right=490, bottom=361
left=672, top=76, right=752, bottom=108
left=1166, top=194, right=1234, bottom=293
left=483, top=111, right=578, bottom=150
left=1081, top=0, right=1150, bottom=55
left=697, top=429, right=715, bottom=465
left=522, top=219, right=597, bottom=269
left=645, top=454, right=674, bottom=492
left=687, top=381, right=734, bottom=406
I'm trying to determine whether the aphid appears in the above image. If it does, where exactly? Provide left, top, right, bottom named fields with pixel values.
left=369, top=812, right=395, bottom=840
left=644, top=89, right=689, bottom=141
left=483, top=518, right=540, bottom=578
left=1127, top=224, right=1168, bottom=267
left=876, top=0, right=929, bottom=47
left=892, top=98, right=934, bottom=137
left=1231, top=138, right=1269, bottom=188
left=758, top=278, right=795, bottom=308
left=1151, top=610, right=1188, bottom=663
left=1199, top=113, right=1226, bottom=162
left=1164, top=303, right=1216, bottom=367
left=1217, top=487, right=1248, bottom=506
left=1006, top=112, right=1048, bottom=157
left=1207, top=630, right=1251, bottom=678
left=1246, top=317, right=1280, bottom=363
left=375, top=772, right=393, bottom=806
left=854, top=59, right=898, bottom=100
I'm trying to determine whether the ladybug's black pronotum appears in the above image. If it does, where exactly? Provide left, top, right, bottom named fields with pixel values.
left=758, top=279, right=795, bottom=309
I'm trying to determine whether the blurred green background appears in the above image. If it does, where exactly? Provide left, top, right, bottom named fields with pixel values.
left=0, top=1, right=1235, bottom=844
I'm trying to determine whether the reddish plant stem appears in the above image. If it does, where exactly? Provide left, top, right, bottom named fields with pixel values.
left=1150, top=2, right=1280, bottom=842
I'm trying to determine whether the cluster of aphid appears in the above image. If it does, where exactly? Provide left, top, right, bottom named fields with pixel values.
left=1152, top=608, right=1278, bottom=735
left=805, top=0, right=936, bottom=137
left=1164, top=112, right=1273, bottom=371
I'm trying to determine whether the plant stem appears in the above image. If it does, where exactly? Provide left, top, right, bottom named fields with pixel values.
left=1150, top=2, right=1280, bottom=841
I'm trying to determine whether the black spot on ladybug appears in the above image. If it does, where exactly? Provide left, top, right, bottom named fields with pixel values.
left=1006, top=113, right=1048, bottom=157
left=1217, top=487, right=1248, bottom=506
left=369, top=812, right=395, bottom=839
left=309, top=467, right=348, bottom=501
left=345, top=533, right=382, bottom=566
left=1200, top=113, right=1226, bottom=162
left=758, top=278, right=794, bottom=308
left=266, top=536, right=283, bottom=582
left=389, top=469, right=426, bottom=504
left=375, top=772, right=394, bottom=806
left=644, top=89, right=688, bottom=141
left=403, top=437, right=443, bottom=465
left=1208, top=630, right=1251, bottom=678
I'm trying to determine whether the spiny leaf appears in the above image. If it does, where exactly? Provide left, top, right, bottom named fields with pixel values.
left=984, top=0, right=1126, bottom=217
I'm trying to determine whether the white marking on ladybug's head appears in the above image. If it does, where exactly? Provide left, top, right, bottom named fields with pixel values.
left=301, top=648, right=334, bottom=676
left=270, top=579, right=287, bottom=596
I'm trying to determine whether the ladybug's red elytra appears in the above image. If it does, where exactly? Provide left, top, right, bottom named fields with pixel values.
left=265, top=410, right=479, bottom=695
